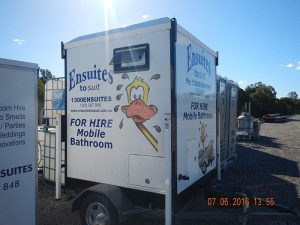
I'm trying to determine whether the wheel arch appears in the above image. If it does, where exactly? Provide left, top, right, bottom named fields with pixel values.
left=72, top=183, right=133, bottom=222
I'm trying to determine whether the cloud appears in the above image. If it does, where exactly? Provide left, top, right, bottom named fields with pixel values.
left=142, top=14, right=150, bottom=19
left=13, top=38, right=26, bottom=45
left=238, top=80, right=248, bottom=86
left=281, top=63, right=294, bottom=68
left=280, top=61, right=300, bottom=71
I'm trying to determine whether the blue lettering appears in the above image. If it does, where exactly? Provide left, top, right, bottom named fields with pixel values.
left=82, top=72, right=87, bottom=82
left=187, top=44, right=192, bottom=72
left=108, top=70, right=113, bottom=84
left=69, top=65, right=113, bottom=91
left=69, top=69, right=76, bottom=91
left=0, top=164, right=33, bottom=178
left=187, top=43, right=211, bottom=76
left=102, top=69, right=107, bottom=82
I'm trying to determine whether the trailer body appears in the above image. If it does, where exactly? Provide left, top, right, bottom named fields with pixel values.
left=0, top=58, right=38, bottom=225
left=217, top=77, right=238, bottom=168
left=64, top=18, right=218, bottom=196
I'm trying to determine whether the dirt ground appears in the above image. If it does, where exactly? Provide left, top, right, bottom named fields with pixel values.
left=38, top=115, right=300, bottom=225
left=222, top=115, right=300, bottom=210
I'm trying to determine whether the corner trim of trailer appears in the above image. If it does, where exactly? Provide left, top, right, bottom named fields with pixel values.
left=170, top=18, right=178, bottom=214
left=62, top=43, right=69, bottom=188
left=61, top=42, right=66, bottom=59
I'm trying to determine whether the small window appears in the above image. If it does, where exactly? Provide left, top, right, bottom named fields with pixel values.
left=110, top=44, right=149, bottom=73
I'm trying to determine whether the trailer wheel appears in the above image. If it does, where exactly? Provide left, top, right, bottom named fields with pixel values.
left=80, top=193, right=119, bottom=225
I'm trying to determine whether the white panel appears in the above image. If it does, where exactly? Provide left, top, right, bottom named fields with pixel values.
left=129, top=155, right=165, bottom=190
left=50, top=148, right=55, bottom=159
left=46, top=81, right=53, bottom=90
left=46, top=90, right=52, bottom=100
left=61, top=173, right=65, bottom=185
left=176, top=31, right=217, bottom=194
left=66, top=28, right=171, bottom=193
left=50, top=159, right=55, bottom=170
left=50, top=170, right=55, bottom=181
left=186, top=139, right=201, bottom=179
left=44, top=147, right=49, bottom=159
left=0, top=59, right=37, bottom=225
left=44, top=168, right=49, bottom=179
left=44, top=159, right=49, bottom=168
left=50, top=133, right=55, bottom=146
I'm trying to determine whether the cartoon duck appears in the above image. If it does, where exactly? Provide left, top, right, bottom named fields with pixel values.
left=121, top=76, right=158, bottom=151
left=121, top=77, right=157, bottom=123
left=199, top=121, right=207, bottom=149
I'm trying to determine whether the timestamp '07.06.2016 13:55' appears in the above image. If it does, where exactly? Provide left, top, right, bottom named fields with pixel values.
left=207, top=197, right=275, bottom=207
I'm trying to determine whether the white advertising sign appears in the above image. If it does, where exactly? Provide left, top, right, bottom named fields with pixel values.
left=176, top=33, right=217, bottom=194
left=0, top=59, right=37, bottom=225
left=66, top=30, right=171, bottom=193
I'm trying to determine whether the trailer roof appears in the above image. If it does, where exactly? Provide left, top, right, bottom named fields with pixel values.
left=65, top=17, right=171, bottom=47
left=0, top=58, right=38, bottom=70
left=64, top=17, right=218, bottom=58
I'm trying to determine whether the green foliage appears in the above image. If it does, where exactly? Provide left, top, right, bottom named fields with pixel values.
left=237, top=87, right=249, bottom=115
left=38, top=79, right=44, bottom=102
left=244, top=82, right=276, bottom=117
left=39, top=69, right=54, bottom=82
left=287, top=91, right=298, bottom=99
left=275, top=98, right=295, bottom=115
left=239, top=82, right=299, bottom=117
left=38, top=79, right=45, bottom=124
left=38, top=67, right=53, bottom=124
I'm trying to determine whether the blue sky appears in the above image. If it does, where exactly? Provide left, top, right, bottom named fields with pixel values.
left=1, top=0, right=299, bottom=98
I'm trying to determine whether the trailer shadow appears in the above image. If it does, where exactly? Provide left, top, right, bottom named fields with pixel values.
left=239, top=135, right=283, bottom=149
left=222, top=144, right=299, bottom=210
left=125, top=142, right=300, bottom=225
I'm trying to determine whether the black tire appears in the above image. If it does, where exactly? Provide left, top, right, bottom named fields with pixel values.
left=80, top=193, right=119, bottom=225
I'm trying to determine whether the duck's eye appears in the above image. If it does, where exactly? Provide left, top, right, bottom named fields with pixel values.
left=130, top=86, right=144, bottom=102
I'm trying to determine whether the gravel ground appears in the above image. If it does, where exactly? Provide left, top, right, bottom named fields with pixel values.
left=38, top=115, right=300, bottom=225
left=222, top=114, right=300, bottom=210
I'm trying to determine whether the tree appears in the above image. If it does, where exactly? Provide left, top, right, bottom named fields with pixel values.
left=38, top=68, right=54, bottom=124
left=237, top=87, right=250, bottom=115
left=38, top=79, right=44, bottom=102
left=239, top=82, right=300, bottom=117
left=39, top=69, right=54, bottom=82
left=275, top=97, right=295, bottom=115
left=244, top=82, right=276, bottom=117
left=287, top=91, right=298, bottom=99
left=38, top=79, right=44, bottom=124
left=245, top=82, right=276, bottom=99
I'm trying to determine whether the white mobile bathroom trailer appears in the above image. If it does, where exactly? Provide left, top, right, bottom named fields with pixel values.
left=216, top=76, right=238, bottom=170
left=62, top=18, right=218, bottom=225
left=0, top=58, right=38, bottom=225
